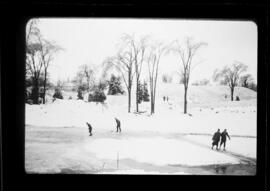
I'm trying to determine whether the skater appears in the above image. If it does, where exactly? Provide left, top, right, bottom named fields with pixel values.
left=86, top=122, right=93, bottom=136
left=219, top=129, right=231, bottom=151
left=115, top=118, right=121, bottom=133
left=167, top=96, right=169, bottom=102
left=163, top=96, right=166, bottom=102
left=212, top=129, right=221, bottom=150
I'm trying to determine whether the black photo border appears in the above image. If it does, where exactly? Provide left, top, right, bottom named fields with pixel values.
left=1, top=1, right=269, bottom=191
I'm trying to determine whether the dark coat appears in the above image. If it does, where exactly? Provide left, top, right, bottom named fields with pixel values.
left=221, top=132, right=230, bottom=141
left=115, top=118, right=120, bottom=126
left=86, top=122, right=92, bottom=133
left=212, top=132, right=221, bottom=141
left=212, top=132, right=221, bottom=145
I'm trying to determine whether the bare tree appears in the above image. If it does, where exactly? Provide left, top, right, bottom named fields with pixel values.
left=75, top=70, right=85, bottom=89
left=102, top=34, right=140, bottom=113
left=56, top=79, right=65, bottom=91
left=81, top=64, right=95, bottom=92
left=38, top=37, right=62, bottom=104
left=147, top=42, right=167, bottom=114
left=74, top=64, right=96, bottom=93
left=113, top=34, right=148, bottom=112
left=170, top=37, right=207, bottom=114
left=128, top=35, right=148, bottom=113
left=26, top=19, right=40, bottom=47
left=26, top=19, right=43, bottom=104
left=213, top=61, right=248, bottom=101
left=103, top=50, right=135, bottom=113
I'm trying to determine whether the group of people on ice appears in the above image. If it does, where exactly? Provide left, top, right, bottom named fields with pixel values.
left=212, top=129, right=231, bottom=151
left=87, top=118, right=231, bottom=153
left=86, top=117, right=121, bottom=136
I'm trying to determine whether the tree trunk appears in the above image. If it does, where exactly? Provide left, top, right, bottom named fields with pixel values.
left=32, top=78, right=39, bottom=104
left=43, top=72, right=47, bottom=104
left=152, top=100, right=155, bottom=114
left=230, top=87, right=234, bottom=101
left=136, top=78, right=139, bottom=112
left=152, top=97, right=155, bottom=114
left=184, top=86, right=188, bottom=114
left=128, top=88, right=131, bottom=113
left=150, top=92, right=154, bottom=114
left=43, top=83, right=46, bottom=104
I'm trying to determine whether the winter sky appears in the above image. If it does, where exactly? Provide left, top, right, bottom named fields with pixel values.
left=33, top=18, right=257, bottom=84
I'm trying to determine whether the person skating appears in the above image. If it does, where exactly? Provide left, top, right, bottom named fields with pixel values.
left=212, top=129, right=221, bottom=150
left=219, top=129, right=231, bottom=151
left=86, top=122, right=93, bottom=136
left=115, top=118, right=121, bottom=133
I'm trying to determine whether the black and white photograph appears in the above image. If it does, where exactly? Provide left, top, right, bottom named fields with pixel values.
left=25, top=18, right=257, bottom=175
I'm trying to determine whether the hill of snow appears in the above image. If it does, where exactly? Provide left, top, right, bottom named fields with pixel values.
left=26, top=84, right=256, bottom=136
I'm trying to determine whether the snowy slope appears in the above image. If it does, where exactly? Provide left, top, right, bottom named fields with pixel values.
left=26, top=84, right=256, bottom=136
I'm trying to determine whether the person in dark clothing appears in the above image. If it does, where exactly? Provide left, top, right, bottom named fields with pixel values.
left=219, top=129, right=231, bottom=151
left=86, top=122, right=93, bottom=136
left=212, top=129, right=221, bottom=150
left=115, top=118, right=121, bottom=133
left=163, top=96, right=166, bottom=102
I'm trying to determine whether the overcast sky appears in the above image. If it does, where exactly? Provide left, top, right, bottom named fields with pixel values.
left=33, top=18, right=257, bottom=84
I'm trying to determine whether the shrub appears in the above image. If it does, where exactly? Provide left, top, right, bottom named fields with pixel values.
left=138, top=80, right=150, bottom=103
left=88, top=81, right=107, bottom=103
left=107, top=74, right=124, bottom=95
left=138, top=81, right=144, bottom=104
left=88, top=89, right=106, bottom=103
left=53, top=88, right=63, bottom=99
left=142, top=81, right=150, bottom=102
left=77, top=89, right=84, bottom=100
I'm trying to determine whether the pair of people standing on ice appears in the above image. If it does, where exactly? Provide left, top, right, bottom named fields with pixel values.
left=212, top=129, right=230, bottom=151
left=86, top=118, right=121, bottom=136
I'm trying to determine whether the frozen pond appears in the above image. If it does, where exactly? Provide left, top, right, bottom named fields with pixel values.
left=25, top=125, right=256, bottom=174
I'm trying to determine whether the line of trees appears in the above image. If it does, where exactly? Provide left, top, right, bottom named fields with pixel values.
left=147, top=42, right=167, bottom=114
left=103, top=35, right=207, bottom=115
left=26, top=22, right=256, bottom=115
left=213, top=61, right=256, bottom=101
left=103, top=35, right=166, bottom=114
left=26, top=19, right=62, bottom=104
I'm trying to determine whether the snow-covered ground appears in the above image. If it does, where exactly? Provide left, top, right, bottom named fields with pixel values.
left=25, top=84, right=257, bottom=174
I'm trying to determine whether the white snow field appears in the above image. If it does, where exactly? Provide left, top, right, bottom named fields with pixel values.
left=25, top=84, right=257, bottom=174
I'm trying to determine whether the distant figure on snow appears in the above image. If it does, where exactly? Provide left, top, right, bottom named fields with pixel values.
left=86, top=122, right=93, bottom=136
left=163, top=96, right=166, bottom=102
left=236, top=96, right=240, bottom=101
left=166, top=96, right=169, bottom=102
left=212, top=129, right=221, bottom=150
left=115, top=118, right=121, bottom=133
left=219, top=129, right=231, bottom=151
